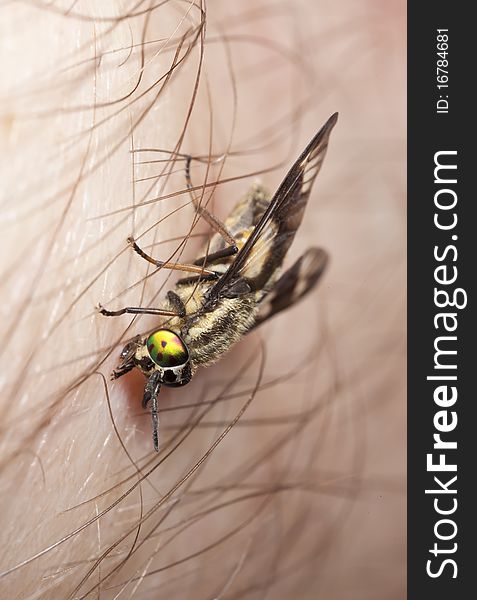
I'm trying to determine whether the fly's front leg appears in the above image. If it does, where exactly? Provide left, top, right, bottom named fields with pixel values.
left=111, top=336, right=142, bottom=379
left=142, top=371, right=162, bottom=452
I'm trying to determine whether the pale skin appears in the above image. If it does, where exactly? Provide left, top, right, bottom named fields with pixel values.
left=0, top=2, right=405, bottom=599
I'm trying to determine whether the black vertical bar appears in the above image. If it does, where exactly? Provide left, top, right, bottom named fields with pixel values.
left=408, top=3, right=474, bottom=598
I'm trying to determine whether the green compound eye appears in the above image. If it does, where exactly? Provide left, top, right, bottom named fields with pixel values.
left=146, top=329, right=189, bottom=368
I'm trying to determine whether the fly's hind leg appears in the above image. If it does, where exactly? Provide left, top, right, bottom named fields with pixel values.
left=126, top=156, right=241, bottom=275
left=185, top=155, right=239, bottom=265
left=185, top=156, right=236, bottom=245
left=186, top=155, right=271, bottom=266
left=131, top=160, right=271, bottom=274
left=127, top=236, right=218, bottom=277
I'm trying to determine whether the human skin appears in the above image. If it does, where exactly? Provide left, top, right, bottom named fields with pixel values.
left=0, top=2, right=405, bottom=599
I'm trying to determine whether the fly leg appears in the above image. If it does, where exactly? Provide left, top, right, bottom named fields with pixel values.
left=185, top=155, right=239, bottom=265
left=142, top=371, right=161, bottom=452
left=127, top=236, right=218, bottom=278
left=98, top=288, right=187, bottom=320
left=98, top=304, right=180, bottom=318
left=127, top=155, right=239, bottom=276
left=111, top=336, right=142, bottom=379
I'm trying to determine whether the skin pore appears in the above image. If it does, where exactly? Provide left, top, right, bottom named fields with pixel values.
left=0, top=1, right=405, bottom=599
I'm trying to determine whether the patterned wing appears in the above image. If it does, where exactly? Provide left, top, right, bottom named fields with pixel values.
left=205, top=112, right=338, bottom=303
left=252, top=247, right=329, bottom=329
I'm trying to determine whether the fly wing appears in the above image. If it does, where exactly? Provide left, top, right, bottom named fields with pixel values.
left=251, top=247, right=329, bottom=329
left=205, top=112, right=338, bottom=303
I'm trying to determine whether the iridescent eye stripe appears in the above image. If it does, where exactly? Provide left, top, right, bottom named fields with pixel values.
left=146, top=330, right=188, bottom=367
